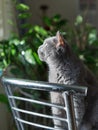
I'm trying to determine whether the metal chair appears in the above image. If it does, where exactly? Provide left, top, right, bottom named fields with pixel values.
left=1, top=77, right=87, bottom=130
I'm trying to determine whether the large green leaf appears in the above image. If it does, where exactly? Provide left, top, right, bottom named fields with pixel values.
left=75, top=15, right=83, bottom=25
left=18, top=13, right=31, bottom=19
left=88, top=29, right=97, bottom=45
left=34, top=26, right=48, bottom=36
left=24, top=49, right=36, bottom=65
left=16, top=3, right=29, bottom=11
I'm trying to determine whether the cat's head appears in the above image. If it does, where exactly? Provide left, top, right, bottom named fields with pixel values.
left=38, top=31, right=71, bottom=64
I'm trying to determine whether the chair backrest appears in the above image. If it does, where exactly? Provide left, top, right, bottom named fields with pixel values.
left=1, top=77, right=87, bottom=130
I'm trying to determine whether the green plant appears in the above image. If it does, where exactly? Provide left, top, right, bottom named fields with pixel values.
left=64, top=15, right=98, bottom=75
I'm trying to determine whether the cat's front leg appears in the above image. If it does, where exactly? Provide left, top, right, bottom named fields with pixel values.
left=50, top=92, right=68, bottom=130
left=52, top=106, right=68, bottom=130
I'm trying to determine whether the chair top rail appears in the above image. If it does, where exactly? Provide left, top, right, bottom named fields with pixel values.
left=1, top=77, right=87, bottom=96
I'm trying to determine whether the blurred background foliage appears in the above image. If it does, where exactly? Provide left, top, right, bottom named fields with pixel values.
left=0, top=1, right=98, bottom=80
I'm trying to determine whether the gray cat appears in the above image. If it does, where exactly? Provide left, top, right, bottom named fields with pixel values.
left=38, top=31, right=98, bottom=130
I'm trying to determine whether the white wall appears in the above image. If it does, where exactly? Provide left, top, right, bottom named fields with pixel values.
left=26, top=0, right=98, bottom=29
left=0, top=0, right=18, bottom=40
left=26, top=0, right=79, bottom=25
left=0, top=0, right=4, bottom=40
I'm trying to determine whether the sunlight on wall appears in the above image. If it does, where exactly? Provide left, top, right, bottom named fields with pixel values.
left=0, top=0, right=4, bottom=40
left=0, top=0, right=18, bottom=40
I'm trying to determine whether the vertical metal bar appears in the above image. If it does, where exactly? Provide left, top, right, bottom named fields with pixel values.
left=63, top=91, right=77, bottom=130
left=4, top=84, right=24, bottom=130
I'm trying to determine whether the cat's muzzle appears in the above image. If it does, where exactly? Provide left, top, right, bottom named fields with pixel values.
left=38, top=46, right=45, bottom=61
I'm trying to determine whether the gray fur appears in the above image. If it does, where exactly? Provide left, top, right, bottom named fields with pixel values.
left=38, top=31, right=98, bottom=130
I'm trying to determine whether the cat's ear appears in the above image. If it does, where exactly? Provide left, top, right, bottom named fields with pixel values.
left=56, top=31, right=65, bottom=47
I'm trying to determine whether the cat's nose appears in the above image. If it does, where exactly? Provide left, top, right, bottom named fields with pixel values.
left=38, top=46, right=43, bottom=54
left=37, top=46, right=45, bottom=61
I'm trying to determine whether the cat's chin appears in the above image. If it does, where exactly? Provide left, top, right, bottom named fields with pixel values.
left=37, top=49, right=45, bottom=61
left=37, top=53, right=45, bottom=61
left=38, top=56, right=45, bottom=62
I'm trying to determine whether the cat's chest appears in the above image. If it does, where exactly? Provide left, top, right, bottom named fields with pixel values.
left=48, top=65, right=78, bottom=85
left=49, top=70, right=69, bottom=84
left=48, top=70, right=58, bottom=83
